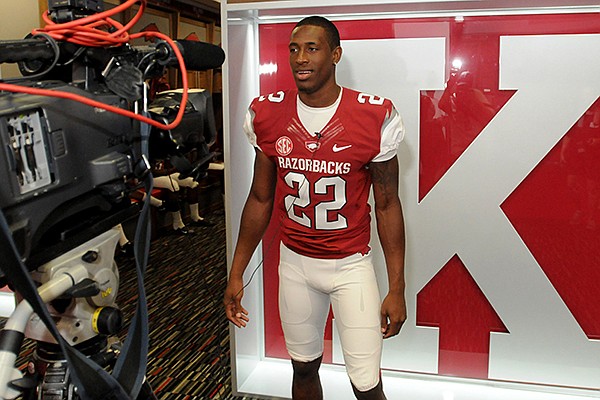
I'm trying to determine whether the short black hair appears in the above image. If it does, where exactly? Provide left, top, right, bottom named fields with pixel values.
left=294, top=16, right=341, bottom=51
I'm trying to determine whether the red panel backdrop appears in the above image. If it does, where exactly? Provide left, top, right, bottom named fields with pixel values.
left=257, top=13, right=600, bottom=380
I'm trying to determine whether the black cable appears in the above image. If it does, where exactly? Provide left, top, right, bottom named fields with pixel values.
left=58, top=46, right=86, bottom=67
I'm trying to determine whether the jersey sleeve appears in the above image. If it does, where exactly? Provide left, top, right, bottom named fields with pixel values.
left=243, top=105, right=261, bottom=151
left=372, top=105, right=405, bottom=163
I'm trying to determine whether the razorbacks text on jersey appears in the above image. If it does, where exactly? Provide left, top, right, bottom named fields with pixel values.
left=244, top=87, right=404, bottom=259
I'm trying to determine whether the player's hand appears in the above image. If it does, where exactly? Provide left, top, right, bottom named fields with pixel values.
left=224, top=277, right=249, bottom=328
left=380, top=290, right=406, bottom=339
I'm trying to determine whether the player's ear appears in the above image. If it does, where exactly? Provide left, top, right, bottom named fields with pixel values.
left=332, top=46, right=342, bottom=65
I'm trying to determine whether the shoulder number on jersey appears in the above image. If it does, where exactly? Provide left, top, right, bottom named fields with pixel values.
left=259, top=91, right=285, bottom=103
left=357, top=92, right=385, bottom=105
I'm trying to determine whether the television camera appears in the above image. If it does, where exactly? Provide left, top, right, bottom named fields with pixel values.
left=0, top=0, right=224, bottom=398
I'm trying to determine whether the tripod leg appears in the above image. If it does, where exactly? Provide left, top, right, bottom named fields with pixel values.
left=136, top=378, right=158, bottom=400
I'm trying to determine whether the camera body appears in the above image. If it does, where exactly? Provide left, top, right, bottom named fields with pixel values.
left=149, top=88, right=217, bottom=175
left=0, top=1, right=222, bottom=397
left=0, top=49, right=218, bottom=271
left=0, top=81, right=136, bottom=268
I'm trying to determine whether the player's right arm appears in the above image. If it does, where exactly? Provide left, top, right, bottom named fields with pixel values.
left=224, top=149, right=277, bottom=328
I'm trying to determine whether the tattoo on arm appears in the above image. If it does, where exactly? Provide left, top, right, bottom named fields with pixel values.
left=369, top=158, right=399, bottom=198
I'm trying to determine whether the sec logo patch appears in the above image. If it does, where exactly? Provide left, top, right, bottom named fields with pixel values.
left=276, top=136, right=293, bottom=156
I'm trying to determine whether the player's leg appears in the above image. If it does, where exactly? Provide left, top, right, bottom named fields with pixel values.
left=278, top=244, right=330, bottom=400
left=330, top=252, right=386, bottom=400
left=351, top=379, right=386, bottom=400
left=291, top=356, right=324, bottom=400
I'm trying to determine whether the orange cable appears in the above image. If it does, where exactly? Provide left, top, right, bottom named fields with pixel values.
left=0, top=0, right=189, bottom=131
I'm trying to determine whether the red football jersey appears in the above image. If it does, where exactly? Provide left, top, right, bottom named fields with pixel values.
left=245, top=88, right=404, bottom=259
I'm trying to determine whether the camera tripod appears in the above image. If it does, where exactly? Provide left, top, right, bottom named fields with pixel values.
left=0, top=227, right=156, bottom=400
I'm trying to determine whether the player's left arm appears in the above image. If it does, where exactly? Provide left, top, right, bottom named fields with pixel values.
left=370, top=155, right=407, bottom=339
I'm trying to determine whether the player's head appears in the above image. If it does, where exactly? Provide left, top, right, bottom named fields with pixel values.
left=289, top=16, right=342, bottom=99
left=294, top=16, right=340, bottom=51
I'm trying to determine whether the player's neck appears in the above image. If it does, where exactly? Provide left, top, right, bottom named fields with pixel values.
left=298, top=83, right=341, bottom=108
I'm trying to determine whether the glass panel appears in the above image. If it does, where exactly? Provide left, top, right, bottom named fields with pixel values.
left=256, top=12, right=600, bottom=387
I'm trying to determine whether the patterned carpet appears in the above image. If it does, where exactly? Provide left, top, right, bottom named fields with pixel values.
left=115, top=204, right=262, bottom=400
left=2, top=199, right=265, bottom=400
